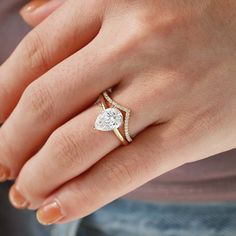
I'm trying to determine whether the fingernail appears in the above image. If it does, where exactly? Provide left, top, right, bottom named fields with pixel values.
left=9, top=184, right=29, bottom=209
left=37, top=201, right=64, bottom=225
left=20, top=0, right=49, bottom=14
left=0, top=164, right=10, bottom=182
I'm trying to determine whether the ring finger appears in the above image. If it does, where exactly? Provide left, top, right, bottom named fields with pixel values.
left=0, top=32, right=122, bottom=180
left=9, top=82, right=164, bottom=209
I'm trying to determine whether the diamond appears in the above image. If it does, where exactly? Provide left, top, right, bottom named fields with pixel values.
left=95, top=108, right=123, bottom=131
left=102, top=91, right=132, bottom=142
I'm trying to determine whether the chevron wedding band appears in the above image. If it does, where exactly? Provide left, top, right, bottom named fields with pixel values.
left=94, top=90, right=132, bottom=145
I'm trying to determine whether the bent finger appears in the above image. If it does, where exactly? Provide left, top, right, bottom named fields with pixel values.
left=35, top=124, right=183, bottom=225
left=8, top=76, right=166, bottom=209
left=0, top=32, right=121, bottom=181
left=0, top=0, right=103, bottom=122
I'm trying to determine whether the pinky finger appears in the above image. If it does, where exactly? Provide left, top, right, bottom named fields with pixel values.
left=35, top=123, right=182, bottom=225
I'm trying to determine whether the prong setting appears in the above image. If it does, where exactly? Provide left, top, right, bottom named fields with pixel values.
left=103, top=91, right=132, bottom=142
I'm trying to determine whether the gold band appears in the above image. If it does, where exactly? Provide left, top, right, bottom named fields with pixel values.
left=113, top=128, right=128, bottom=145
left=99, top=95, right=128, bottom=145
left=102, top=91, right=132, bottom=143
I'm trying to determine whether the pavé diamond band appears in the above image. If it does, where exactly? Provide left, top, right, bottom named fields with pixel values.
left=94, top=90, right=132, bottom=145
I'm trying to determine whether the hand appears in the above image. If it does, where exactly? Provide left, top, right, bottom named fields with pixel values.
left=0, top=0, right=236, bottom=225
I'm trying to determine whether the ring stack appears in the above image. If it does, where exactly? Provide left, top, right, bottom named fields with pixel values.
left=94, top=90, right=132, bottom=145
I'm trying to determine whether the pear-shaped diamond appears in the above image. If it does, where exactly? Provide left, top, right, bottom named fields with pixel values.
left=95, top=108, right=123, bottom=131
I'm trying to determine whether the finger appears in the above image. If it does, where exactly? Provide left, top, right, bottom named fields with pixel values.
left=44, top=115, right=229, bottom=225
left=0, top=33, right=121, bottom=181
left=20, top=0, right=66, bottom=27
left=35, top=124, right=183, bottom=225
left=8, top=80, right=165, bottom=209
left=0, top=0, right=103, bottom=122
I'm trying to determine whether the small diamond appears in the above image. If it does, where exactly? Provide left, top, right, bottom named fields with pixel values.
left=95, top=108, right=123, bottom=131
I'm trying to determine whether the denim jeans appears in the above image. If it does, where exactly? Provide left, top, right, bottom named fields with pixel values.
left=1, top=183, right=236, bottom=236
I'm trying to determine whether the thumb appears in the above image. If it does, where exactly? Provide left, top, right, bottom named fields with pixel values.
left=20, top=0, right=66, bottom=27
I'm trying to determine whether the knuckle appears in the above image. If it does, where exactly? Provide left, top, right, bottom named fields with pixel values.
left=136, top=5, right=187, bottom=37
left=114, top=9, right=185, bottom=58
left=68, top=183, right=93, bottom=205
left=22, top=82, right=55, bottom=122
left=105, top=17, right=157, bottom=60
left=66, top=183, right=99, bottom=216
left=50, top=130, right=85, bottom=169
left=17, top=179, right=43, bottom=205
left=20, top=30, right=50, bottom=73
left=100, top=159, right=133, bottom=186
left=0, top=81, right=11, bottom=121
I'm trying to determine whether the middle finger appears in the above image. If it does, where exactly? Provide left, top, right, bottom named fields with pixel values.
left=9, top=81, right=163, bottom=209
left=0, top=34, right=121, bottom=180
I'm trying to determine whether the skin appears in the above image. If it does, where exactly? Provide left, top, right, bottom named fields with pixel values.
left=0, top=0, right=236, bottom=223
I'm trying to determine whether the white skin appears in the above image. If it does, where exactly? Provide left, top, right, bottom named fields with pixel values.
left=0, top=0, right=235, bottom=224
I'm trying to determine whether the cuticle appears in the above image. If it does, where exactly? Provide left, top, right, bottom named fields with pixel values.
left=54, top=197, right=66, bottom=218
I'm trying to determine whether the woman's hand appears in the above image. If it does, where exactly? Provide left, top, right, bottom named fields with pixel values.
left=0, top=0, right=236, bottom=225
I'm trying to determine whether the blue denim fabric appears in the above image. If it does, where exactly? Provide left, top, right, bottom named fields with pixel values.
left=52, top=199, right=236, bottom=236
left=1, top=183, right=236, bottom=236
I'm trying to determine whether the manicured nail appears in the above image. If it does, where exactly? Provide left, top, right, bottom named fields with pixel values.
left=0, top=164, right=10, bottom=182
left=9, top=184, right=29, bottom=209
left=20, top=0, right=49, bottom=14
left=37, top=201, right=64, bottom=225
